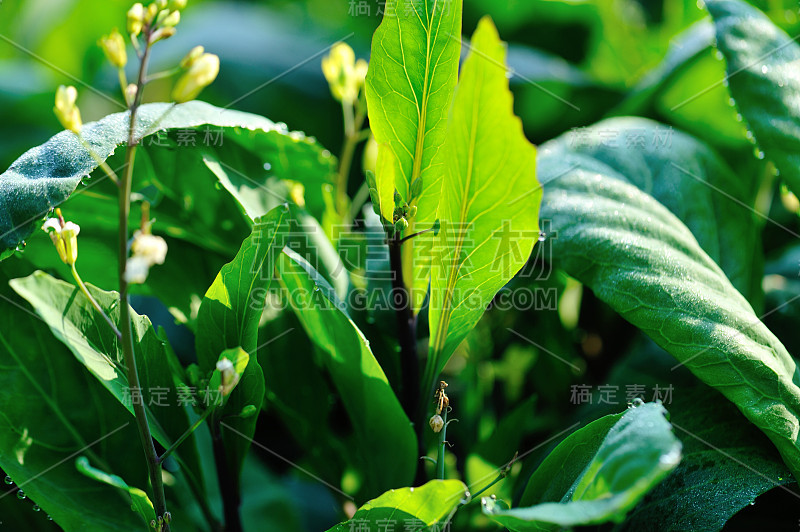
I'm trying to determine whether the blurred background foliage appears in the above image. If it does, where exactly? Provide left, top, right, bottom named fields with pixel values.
left=3, top=0, right=800, bottom=530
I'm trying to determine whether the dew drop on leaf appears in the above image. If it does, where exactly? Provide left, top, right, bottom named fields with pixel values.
left=4, top=476, right=13, bottom=485
left=17, top=489, right=26, bottom=500
left=32, top=504, right=40, bottom=512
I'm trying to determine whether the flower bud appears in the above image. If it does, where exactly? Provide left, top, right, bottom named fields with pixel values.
left=99, top=29, right=127, bottom=69
left=162, top=10, right=180, bottom=28
left=172, top=53, right=219, bottom=102
left=410, top=177, right=423, bottom=198
left=54, top=85, right=82, bottom=134
left=150, top=26, right=176, bottom=44
left=124, top=83, right=138, bottom=106
left=42, top=211, right=80, bottom=266
left=156, top=0, right=168, bottom=8
left=170, top=0, right=187, bottom=9
left=216, top=358, right=239, bottom=397
left=394, top=218, right=408, bottom=233
left=321, top=42, right=367, bottom=104
left=239, top=405, right=258, bottom=418
left=146, top=3, right=159, bottom=23
left=362, top=136, right=378, bottom=176
left=429, top=414, right=444, bottom=433
left=408, top=205, right=418, bottom=219
left=179, top=45, right=204, bottom=69
left=127, top=3, right=145, bottom=36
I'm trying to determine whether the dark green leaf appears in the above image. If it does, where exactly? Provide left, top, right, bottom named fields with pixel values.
left=486, top=403, right=681, bottom=530
left=706, top=0, right=800, bottom=192
left=277, top=248, right=417, bottom=495
left=538, top=118, right=800, bottom=480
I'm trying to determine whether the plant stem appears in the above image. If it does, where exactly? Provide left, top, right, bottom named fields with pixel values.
left=388, top=234, right=419, bottom=420
left=436, top=407, right=449, bottom=480
left=335, top=102, right=366, bottom=217
left=211, top=419, right=243, bottom=532
left=117, top=37, right=171, bottom=529
left=70, top=264, right=121, bottom=340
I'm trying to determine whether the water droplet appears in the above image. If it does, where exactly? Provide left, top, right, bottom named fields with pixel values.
left=32, top=504, right=40, bottom=512
left=17, top=489, right=26, bottom=500
left=538, top=232, right=546, bottom=242
left=728, top=97, right=736, bottom=107
left=721, top=78, right=729, bottom=88
left=745, top=130, right=755, bottom=141
left=47, top=515, right=53, bottom=521
left=630, top=398, right=645, bottom=408
left=761, top=65, right=769, bottom=74
left=409, top=487, right=414, bottom=493
left=263, top=162, right=272, bottom=171
left=4, top=476, right=13, bottom=485
left=734, top=113, right=743, bottom=122
left=755, top=149, right=765, bottom=160
left=714, top=50, right=724, bottom=60
left=313, top=286, right=320, bottom=292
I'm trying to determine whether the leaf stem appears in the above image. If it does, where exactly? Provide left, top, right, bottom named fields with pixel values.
left=210, top=417, right=243, bottom=532
left=388, top=234, right=419, bottom=420
left=117, top=33, right=171, bottom=530
left=70, top=264, right=121, bottom=340
left=157, top=406, right=214, bottom=464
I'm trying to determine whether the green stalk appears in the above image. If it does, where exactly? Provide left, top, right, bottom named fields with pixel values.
left=70, top=264, right=121, bottom=339
left=117, top=35, right=171, bottom=530
left=335, top=100, right=367, bottom=218
left=157, top=406, right=214, bottom=464
left=436, top=408, right=449, bottom=480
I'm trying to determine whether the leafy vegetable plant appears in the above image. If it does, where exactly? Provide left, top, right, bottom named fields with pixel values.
left=1, top=0, right=799, bottom=530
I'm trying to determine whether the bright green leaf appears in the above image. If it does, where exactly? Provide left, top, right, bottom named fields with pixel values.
left=373, top=143, right=400, bottom=224
left=76, top=456, right=155, bottom=525
left=365, top=0, right=463, bottom=312
left=427, top=17, right=540, bottom=399
left=486, top=403, right=681, bottom=530
left=326, top=480, right=468, bottom=532
left=277, top=248, right=417, bottom=495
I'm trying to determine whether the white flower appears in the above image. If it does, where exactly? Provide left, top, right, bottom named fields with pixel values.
left=216, top=358, right=239, bottom=397
left=125, top=232, right=168, bottom=284
left=42, top=215, right=80, bottom=265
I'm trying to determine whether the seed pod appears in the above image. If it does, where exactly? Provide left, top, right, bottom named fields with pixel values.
left=429, top=414, right=444, bottom=433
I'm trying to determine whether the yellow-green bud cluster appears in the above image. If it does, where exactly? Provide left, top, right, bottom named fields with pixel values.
left=54, top=85, right=82, bottom=134
left=321, top=43, right=367, bottom=104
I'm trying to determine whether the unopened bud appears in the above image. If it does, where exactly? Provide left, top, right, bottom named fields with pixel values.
left=239, top=405, right=258, bottom=418
left=170, top=0, right=187, bottom=9
left=125, top=232, right=168, bottom=284
left=125, top=83, right=138, bottom=106
left=321, top=42, right=367, bottom=103
left=429, top=414, right=444, bottom=433
left=162, top=10, right=180, bottom=28
left=54, top=85, right=82, bottom=134
left=408, top=205, right=417, bottom=219
left=149, top=26, right=176, bottom=44
left=180, top=45, right=204, bottom=69
left=127, top=3, right=145, bottom=36
left=394, top=218, right=408, bottom=233
left=146, top=3, right=159, bottom=23
left=42, top=211, right=80, bottom=266
left=156, top=0, right=168, bottom=8
left=99, top=29, right=127, bottom=68
left=410, top=177, right=423, bottom=198
left=172, top=53, right=219, bottom=102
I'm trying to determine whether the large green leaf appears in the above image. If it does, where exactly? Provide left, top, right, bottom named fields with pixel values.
left=277, top=248, right=416, bottom=495
left=0, top=270, right=158, bottom=531
left=426, top=17, right=540, bottom=399
left=538, top=120, right=800, bottom=479
left=195, top=206, right=289, bottom=478
left=365, top=0, right=463, bottom=312
left=485, top=403, right=681, bottom=530
left=706, top=0, right=800, bottom=193
left=9, top=272, right=196, bottom=457
left=326, top=480, right=468, bottom=532
left=590, top=341, right=795, bottom=531
left=0, top=100, right=334, bottom=258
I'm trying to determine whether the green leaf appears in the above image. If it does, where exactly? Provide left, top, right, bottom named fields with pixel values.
left=594, top=342, right=794, bottom=531
left=75, top=457, right=155, bottom=525
left=427, top=17, right=540, bottom=397
left=195, top=206, right=289, bottom=477
left=0, top=100, right=334, bottom=258
left=0, top=273, right=152, bottom=531
left=486, top=403, right=681, bottom=530
left=538, top=120, right=800, bottom=480
left=277, top=248, right=417, bottom=495
left=9, top=271, right=197, bottom=459
left=365, top=0, right=463, bottom=312
left=705, top=0, right=800, bottom=193
left=372, top=144, right=400, bottom=224
left=326, top=480, right=468, bottom=532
